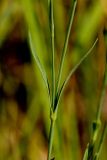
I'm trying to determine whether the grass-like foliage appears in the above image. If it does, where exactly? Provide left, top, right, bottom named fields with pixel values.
left=21, top=0, right=107, bottom=159
left=0, top=0, right=107, bottom=159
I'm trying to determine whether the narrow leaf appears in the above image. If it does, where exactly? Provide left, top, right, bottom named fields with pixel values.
left=56, top=0, right=77, bottom=94
left=29, top=33, right=50, bottom=96
left=49, top=0, right=55, bottom=108
left=54, top=38, right=98, bottom=111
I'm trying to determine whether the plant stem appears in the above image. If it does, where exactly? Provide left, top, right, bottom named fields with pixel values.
left=49, top=0, right=55, bottom=108
left=47, top=1, right=55, bottom=159
left=47, top=110, right=56, bottom=160
left=56, top=0, right=77, bottom=95
left=47, top=121, right=54, bottom=160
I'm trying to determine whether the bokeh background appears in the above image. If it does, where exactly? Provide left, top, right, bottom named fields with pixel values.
left=0, top=0, right=107, bottom=159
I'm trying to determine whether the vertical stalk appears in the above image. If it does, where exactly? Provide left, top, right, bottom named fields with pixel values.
left=47, top=119, right=55, bottom=160
left=49, top=0, right=55, bottom=108
left=48, top=0, right=55, bottom=159
left=47, top=110, right=57, bottom=160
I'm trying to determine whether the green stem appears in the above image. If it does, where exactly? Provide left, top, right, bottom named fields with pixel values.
left=47, top=121, right=54, bottom=160
left=49, top=0, right=55, bottom=108
left=56, top=0, right=77, bottom=95
left=47, top=111, right=56, bottom=160
left=47, top=1, right=55, bottom=159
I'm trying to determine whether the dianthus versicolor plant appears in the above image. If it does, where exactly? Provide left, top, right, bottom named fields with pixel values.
left=21, top=0, right=107, bottom=160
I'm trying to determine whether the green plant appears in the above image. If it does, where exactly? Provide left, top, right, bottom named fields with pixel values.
left=20, top=0, right=107, bottom=159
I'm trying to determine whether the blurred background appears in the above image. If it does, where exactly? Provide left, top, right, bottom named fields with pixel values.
left=0, top=0, right=107, bottom=159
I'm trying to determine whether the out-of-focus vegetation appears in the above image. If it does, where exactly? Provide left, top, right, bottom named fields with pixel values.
left=0, top=0, right=107, bottom=160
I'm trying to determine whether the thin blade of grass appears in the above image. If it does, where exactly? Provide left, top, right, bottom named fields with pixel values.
left=29, top=33, right=50, bottom=96
left=56, top=0, right=77, bottom=95
left=22, top=0, right=50, bottom=96
left=49, top=0, right=55, bottom=108
left=54, top=38, right=98, bottom=111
